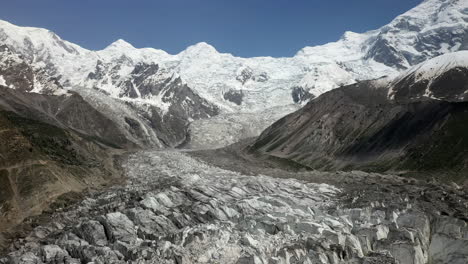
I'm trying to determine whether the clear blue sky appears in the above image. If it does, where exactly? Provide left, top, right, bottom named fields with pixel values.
left=0, top=0, right=422, bottom=57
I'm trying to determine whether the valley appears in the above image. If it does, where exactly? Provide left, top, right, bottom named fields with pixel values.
left=0, top=0, right=468, bottom=263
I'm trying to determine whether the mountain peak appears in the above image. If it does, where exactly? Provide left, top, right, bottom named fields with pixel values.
left=339, top=31, right=363, bottom=41
left=181, top=42, right=218, bottom=56
left=105, top=39, right=135, bottom=50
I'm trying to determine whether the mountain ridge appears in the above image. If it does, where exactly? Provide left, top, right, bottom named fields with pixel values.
left=249, top=50, right=468, bottom=185
left=0, top=0, right=467, bottom=148
left=1, top=0, right=466, bottom=115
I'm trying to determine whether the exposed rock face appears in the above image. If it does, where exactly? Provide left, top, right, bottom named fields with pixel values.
left=0, top=24, right=222, bottom=149
left=75, top=220, right=107, bottom=247
left=85, top=60, right=219, bottom=123
left=100, top=212, right=137, bottom=244
left=2, top=151, right=467, bottom=263
left=0, top=62, right=130, bottom=234
left=291, top=86, right=314, bottom=104
left=0, top=45, right=62, bottom=95
left=99, top=71, right=219, bottom=147
left=223, top=90, right=244, bottom=106
left=365, top=37, right=408, bottom=69
left=252, top=83, right=468, bottom=182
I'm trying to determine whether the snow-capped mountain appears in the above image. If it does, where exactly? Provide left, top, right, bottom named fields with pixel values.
left=0, top=0, right=466, bottom=147
left=0, top=45, right=64, bottom=95
left=365, top=0, right=468, bottom=68
left=1, top=0, right=467, bottom=112
left=390, top=50, right=468, bottom=102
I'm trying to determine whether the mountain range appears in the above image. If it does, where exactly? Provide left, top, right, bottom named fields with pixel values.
left=1, top=0, right=468, bottom=244
left=0, top=0, right=467, bottom=148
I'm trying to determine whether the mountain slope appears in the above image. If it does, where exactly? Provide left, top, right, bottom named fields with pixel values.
left=0, top=108, right=123, bottom=233
left=250, top=51, right=468, bottom=185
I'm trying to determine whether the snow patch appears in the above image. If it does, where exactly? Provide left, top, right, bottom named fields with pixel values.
left=0, top=75, right=7, bottom=87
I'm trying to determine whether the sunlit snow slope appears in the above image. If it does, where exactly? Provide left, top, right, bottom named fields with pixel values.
left=0, top=0, right=466, bottom=148
left=0, top=0, right=467, bottom=114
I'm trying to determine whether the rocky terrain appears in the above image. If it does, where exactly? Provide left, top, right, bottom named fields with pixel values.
left=186, top=105, right=300, bottom=149
left=0, top=107, right=124, bottom=238
left=1, top=150, right=467, bottom=263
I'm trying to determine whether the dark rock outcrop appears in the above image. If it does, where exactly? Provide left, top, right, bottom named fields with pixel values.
left=223, top=89, right=244, bottom=105
left=0, top=45, right=62, bottom=94
left=291, top=86, right=314, bottom=104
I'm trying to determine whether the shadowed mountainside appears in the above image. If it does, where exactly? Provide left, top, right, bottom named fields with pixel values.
left=250, top=58, right=468, bottom=185
left=0, top=109, right=124, bottom=235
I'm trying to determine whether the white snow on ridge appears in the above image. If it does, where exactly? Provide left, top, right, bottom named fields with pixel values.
left=0, top=0, right=466, bottom=114
left=0, top=19, right=391, bottom=114
left=398, top=51, right=468, bottom=83
left=387, top=50, right=468, bottom=101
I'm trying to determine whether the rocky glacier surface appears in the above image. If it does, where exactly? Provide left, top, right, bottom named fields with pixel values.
left=2, top=150, right=467, bottom=264
left=186, top=104, right=300, bottom=149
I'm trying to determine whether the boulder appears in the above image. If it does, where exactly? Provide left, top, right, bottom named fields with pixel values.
left=76, top=220, right=108, bottom=246
left=100, top=212, right=137, bottom=244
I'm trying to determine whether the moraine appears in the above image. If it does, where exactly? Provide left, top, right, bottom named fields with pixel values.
left=2, top=150, right=467, bottom=264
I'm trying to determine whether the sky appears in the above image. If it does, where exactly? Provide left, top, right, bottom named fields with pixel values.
left=0, top=0, right=423, bottom=57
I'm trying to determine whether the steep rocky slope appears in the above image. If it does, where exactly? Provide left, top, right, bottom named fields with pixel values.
left=0, top=65, right=129, bottom=236
left=0, top=87, right=132, bottom=148
left=0, top=108, right=123, bottom=235
left=0, top=45, right=63, bottom=95
left=0, top=60, right=130, bottom=235
left=390, top=51, right=468, bottom=102
left=251, top=51, right=468, bottom=185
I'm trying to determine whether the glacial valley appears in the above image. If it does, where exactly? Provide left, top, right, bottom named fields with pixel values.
left=1, top=0, right=468, bottom=263
left=2, top=149, right=468, bottom=264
